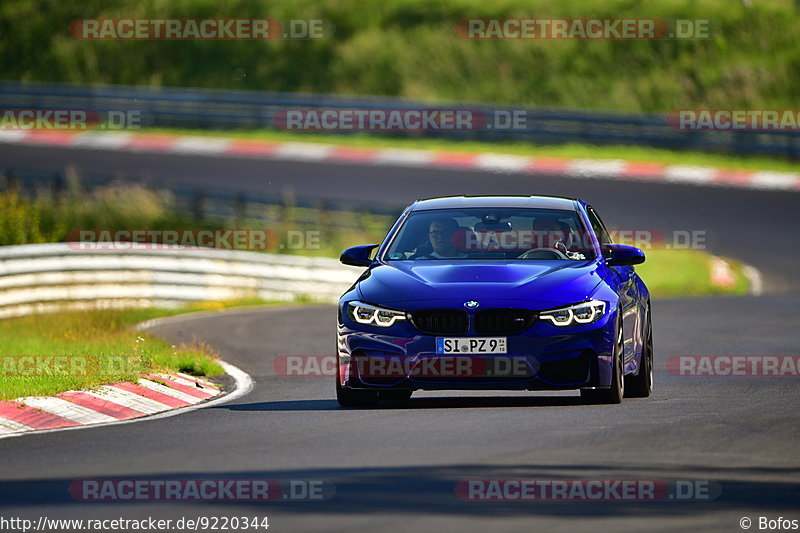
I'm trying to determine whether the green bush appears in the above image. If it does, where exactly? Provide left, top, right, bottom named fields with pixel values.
left=0, top=178, right=185, bottom=246
left=0, top=178, right=394, bottom=254
left=1, top=0, right=797, bottom=111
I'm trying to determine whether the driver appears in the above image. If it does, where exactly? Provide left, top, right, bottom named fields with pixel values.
left=421, top=218, right=468, bottom=259
left=532, top=215, right=571, bottom=249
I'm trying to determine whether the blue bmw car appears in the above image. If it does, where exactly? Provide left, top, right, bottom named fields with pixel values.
left=336, top=195, right=653, bottom=406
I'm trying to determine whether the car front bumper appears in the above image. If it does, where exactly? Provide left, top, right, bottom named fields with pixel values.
left=337, top=309, right=617, bottom=392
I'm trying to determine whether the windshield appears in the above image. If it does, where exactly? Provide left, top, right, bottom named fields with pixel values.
left=383, top=208, right=596, bottom=261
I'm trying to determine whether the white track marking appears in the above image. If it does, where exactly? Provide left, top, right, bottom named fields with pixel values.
left=0, top=417, right=34, bottom=435
left=568, top=159, right=626, bottom=178
left=176, top=372, right=220, bottom=390
left=171, top=137, right=232, bottom=154
left=474, top=153, right=531, bottom=173
left=137, top=378, right=206, bottom=403
left=710, top=257, right=736, bottom=288
left=17, top=397, right=117, bottom=425
left=743, top=265, right=764, bottom=296
left=0, top=130, right=29, bottom=143
left=373, top=148, right=436, bottom=166
left=749, top=171, right=800, bottom=190
left=663, top=165, right=716, bottom=184
left=72, top=132, right=133, bottom=149
left=272, top=142, right=334, bottom=160
left=82, top=386, right=172, bottom=414
left=152, top=373, right=220, bottom=395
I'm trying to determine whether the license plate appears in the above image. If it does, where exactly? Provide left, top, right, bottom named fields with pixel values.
left=436, top=337, right=507, bottom=354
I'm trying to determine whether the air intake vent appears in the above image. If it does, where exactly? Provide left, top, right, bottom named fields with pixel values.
left=410, top=309, right=469, bottom=335
left=474, top=309, right=537, bottom=335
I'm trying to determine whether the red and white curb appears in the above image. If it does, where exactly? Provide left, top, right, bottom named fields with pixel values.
left=0, top=360, right=253, bottom=440
left=0, top=373, right=218, bottom=437
left=710, top=257, right=737, bottom=289
left=709, top=257, right=763, bottom=296
left=1, top=130, right=798, bottom=192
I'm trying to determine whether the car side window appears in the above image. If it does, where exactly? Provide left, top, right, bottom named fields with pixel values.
left=586, top=206, right=613, bottom=248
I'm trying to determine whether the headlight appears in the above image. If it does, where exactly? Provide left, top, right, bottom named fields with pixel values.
left=539, top=300, right=606, bottom=326
left=348, top=301, right=407, bottom=327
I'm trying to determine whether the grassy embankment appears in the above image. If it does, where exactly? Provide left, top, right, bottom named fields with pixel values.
left=3, top=0, right=797, bottom=112
left=0, top=307, right=222, bottom=401
left=6, top=0, right=799, bottom=169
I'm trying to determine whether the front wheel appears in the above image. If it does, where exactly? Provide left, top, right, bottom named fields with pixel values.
left=625, top=305, right=653, bottom=398
left=336, top=379, right=378, bottom=408
left=581, top=310, right=624, bottom=404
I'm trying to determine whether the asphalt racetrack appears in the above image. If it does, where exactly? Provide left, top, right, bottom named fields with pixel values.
left=0, top=144, right=798, bottom=532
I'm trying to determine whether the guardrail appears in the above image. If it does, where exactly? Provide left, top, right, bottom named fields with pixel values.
left=0, top=243, right=360, bottom=318
left=1, top=81, right=797, bottom=159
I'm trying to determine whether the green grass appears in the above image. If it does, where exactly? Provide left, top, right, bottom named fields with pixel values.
left=0, top=308, right=221, bottom=401
left=0, top=298, right=317, bottom=401
left=637, top=248, right=749, bottom=298
left=2, top=0, right=797, bottom=113
left=149, top=127, right=800, bottom=173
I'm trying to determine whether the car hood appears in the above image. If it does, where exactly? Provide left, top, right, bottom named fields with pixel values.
left=357, top=260, right=605, bottom=307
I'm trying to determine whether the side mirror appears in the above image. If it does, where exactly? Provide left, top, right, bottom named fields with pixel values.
left=605, top=243, right=645, bottom=266
left=340, top=244, right=379, bottom=267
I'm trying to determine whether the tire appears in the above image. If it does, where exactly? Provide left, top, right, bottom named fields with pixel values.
left=625, top=305, right=653, bottom=398
left=581, top=309, right=625, bottom=404
left=336, top=378, right=378, bottom=408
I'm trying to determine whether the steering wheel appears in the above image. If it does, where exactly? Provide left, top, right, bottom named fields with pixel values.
left=409, top=242, right=433, bottom=259
left=517, top=247, right=571, bottom=260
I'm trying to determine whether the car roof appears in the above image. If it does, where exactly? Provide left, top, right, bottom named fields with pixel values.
left=410, top=195, right=581, bottom=211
